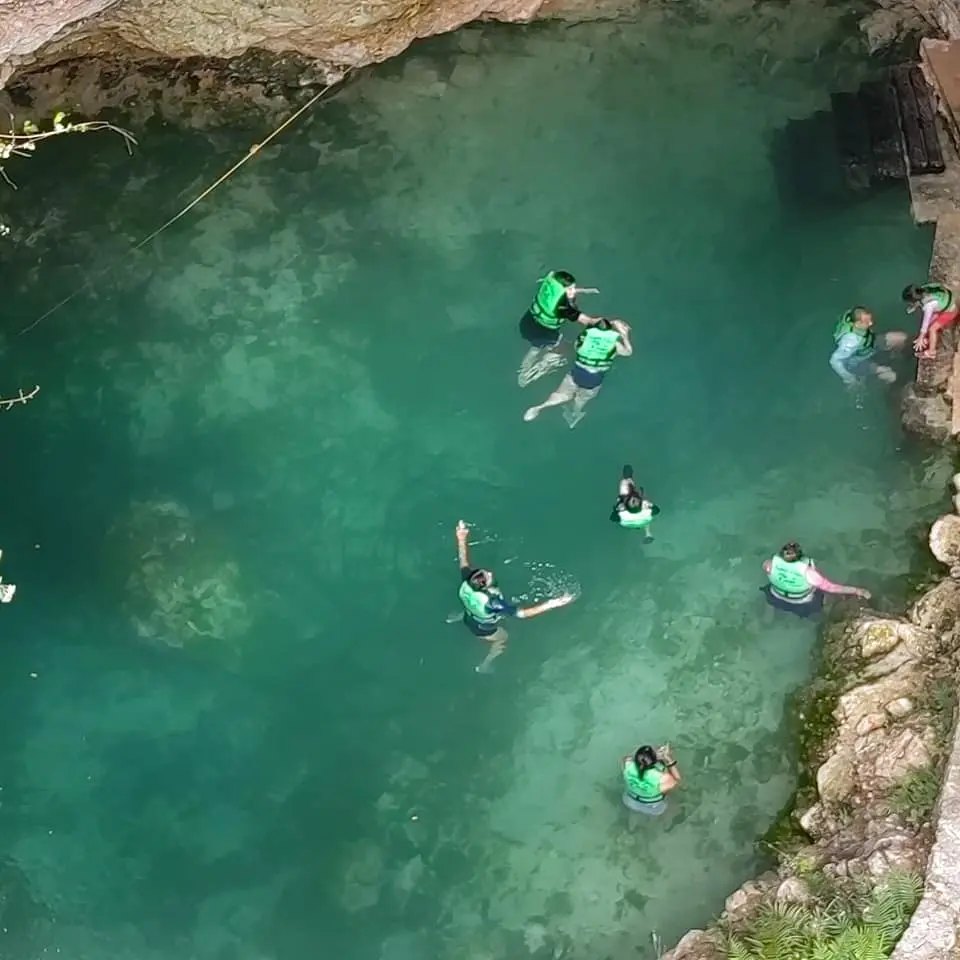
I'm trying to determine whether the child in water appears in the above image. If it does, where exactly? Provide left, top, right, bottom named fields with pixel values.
left=610, top=465, right=659, bottom=542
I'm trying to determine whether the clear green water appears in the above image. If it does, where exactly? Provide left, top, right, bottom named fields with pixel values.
left=0, top=9, right=951, bottom=960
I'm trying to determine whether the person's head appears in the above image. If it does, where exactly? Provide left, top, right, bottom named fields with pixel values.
left=551, top=270, right=576, bottom=297
left=592, top=317, right=613, bottom=331
left=780, top=542, right=803, bottom=563
left=625, top=491, right=645, bottom=512
left=902, top=284, right=924, bottom=308
left=633, top=745, right=658, bottom=772
left=467, top=568, right=495, bottom=592
left=850, top=307, right=874, bottom=329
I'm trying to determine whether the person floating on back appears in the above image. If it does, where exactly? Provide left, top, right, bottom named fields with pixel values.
left=523, top=317, right=632, bottom=429
left=829, top=307, right=907, bottom=387
left=621, top=743, right=681, bottom=816
left=905, top=282, right=958, bottom=360
left=610, top=464, right=660, bottom=543
left=454, top=520, right=575, bottom=673
left=762, top=541, right=870, bottom=619
left=517, top=270, right=601, bottom=388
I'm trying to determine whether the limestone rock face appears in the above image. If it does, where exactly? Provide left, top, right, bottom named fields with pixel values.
left=0, top=0, right=567, bottom=86
left=902, top=385, right=952, bottom=442
left=929, top=514, right=960, bottom=575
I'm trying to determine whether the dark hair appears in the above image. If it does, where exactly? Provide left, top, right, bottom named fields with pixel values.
left=850, top=306, right=871, bottom=322
left=780, top=542, right=803, bottom=562
left=633, top=745, right=658, bottom=772
left=594, top=317, right=613, bottom=330
left=902, top=284, right=923, bottom=303
left=625, top=492, right=644, bottom=512
left=553, top=270, right=575, bottom=286
left=468, top=569, right=490, bottom=590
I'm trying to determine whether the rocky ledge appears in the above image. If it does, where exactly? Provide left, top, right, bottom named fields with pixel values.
left=662, top=482, right=960, bottom=960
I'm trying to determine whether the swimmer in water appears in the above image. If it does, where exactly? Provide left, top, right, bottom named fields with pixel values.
left=455, top=520, right=575, bottom=673
left=610, top=464, right=660, bottom=543
left=621, top=743, right=681, bottom=816
left=523, top=318, right=632, bottom=429
left=904, top=282, right=959, bottom=360
left=762, top=541, right=870, bottom=619
left=517, top=270, right=601, bottom=388
left=829, top=307, right=907, bottom=387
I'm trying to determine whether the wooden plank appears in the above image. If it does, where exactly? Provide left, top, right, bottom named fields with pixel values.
left=831, top=90, right=873, bottom=189
left=892, top=66, right=929, bottom=173
left=909, top=64, right=945, bottom=174
left=861, top=79, right=906, bottom=180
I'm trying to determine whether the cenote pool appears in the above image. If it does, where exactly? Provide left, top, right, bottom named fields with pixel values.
left=0, top=6, right=951, bottom=960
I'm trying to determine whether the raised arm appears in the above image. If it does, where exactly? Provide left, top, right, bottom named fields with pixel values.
left=656, top=744, right=682, bottom=791
left=455, top=520, right=470, bottom=569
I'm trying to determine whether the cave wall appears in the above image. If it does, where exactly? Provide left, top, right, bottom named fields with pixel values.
left=0, top=0, right=633, bottom=88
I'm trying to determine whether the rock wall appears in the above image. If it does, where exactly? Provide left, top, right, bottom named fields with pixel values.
left=0, top=0, right=630, bottom=89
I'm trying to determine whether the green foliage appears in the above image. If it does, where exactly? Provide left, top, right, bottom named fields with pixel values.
left=726, top=872, right=922, bottom=960
left=920, top=679, right=958, bottom=754
left=887, top=766, right=940, bottom=827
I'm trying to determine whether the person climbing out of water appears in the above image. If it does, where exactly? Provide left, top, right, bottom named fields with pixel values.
left=523, top=317, right=632, bottom=429
left=517, top=270, right=601, bottom=388
left=762, top=541, right=870, bottom=619
left=454, top=520, right=575, bottom=674
left=905, top=282, right=959, bottom=360
left=610, top=464, right=660, bottom=543
left=621, top=743, right=681, bottom=816
left=829, top=307, right=907, bottom=387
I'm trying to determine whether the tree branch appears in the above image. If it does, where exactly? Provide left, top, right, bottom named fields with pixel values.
left=0, top=385, right=39, bottom=410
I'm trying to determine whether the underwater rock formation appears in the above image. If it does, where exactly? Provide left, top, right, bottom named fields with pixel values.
left=104, top=499, right=252, bottom=649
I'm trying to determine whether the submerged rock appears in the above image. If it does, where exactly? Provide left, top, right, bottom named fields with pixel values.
left=104, top=498, right=252, bottom=649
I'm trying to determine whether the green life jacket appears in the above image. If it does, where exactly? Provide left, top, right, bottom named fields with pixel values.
left=458, top=580, right=498, bottom=624
left=622, top=759, right=666, bottom=802
left=575, top=327, right=620, bottom=371
left=618, top=502, right=654, bottom=528
left=529, top=272, right=569, bottom=331
left=921, top=283, right=954, bottom=313
left=768, top=555, right=815, bottom=600
left=833, top=310, right=875, bottom=356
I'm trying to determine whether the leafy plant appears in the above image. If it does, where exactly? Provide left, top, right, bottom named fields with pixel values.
left=887, top=766, right=940, bottom=827
left=726, top=871, right=922, bottom=960
left=921, top=679, right=958, bottom=754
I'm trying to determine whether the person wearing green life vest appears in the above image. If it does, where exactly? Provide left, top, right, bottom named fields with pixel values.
left=453, top=521, right=575, bottom=674
left=904, top=283, right=960, bottom=359
left=523, top=317, right=632, bottom=429
left=610, top=464, right=660, bottom=543
left=517, top=270, right=601, bottom=388
left=762, top=542, right=870, bottom=619
left=829, top=307, right=907, bottom=387
left=621, top=744, right=681, bottom=816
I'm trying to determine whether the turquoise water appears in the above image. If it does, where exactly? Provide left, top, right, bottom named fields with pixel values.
left=0, top=10, right=952, bottom=960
